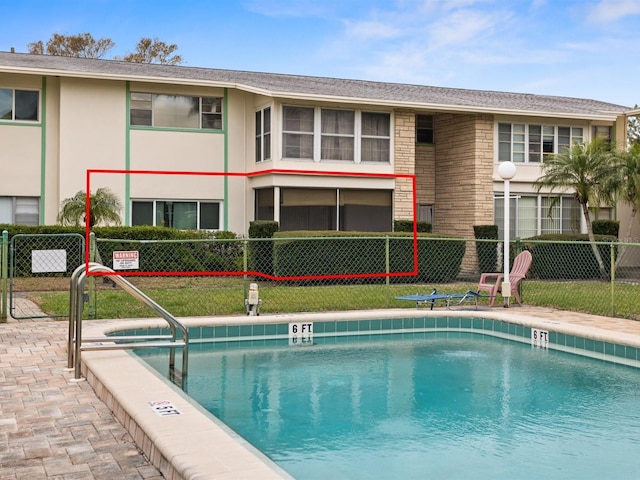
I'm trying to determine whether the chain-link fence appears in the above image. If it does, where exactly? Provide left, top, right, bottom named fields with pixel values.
left=87, top=235, right=640, bottom=320
left=3, top=233, right=639, bottom=320
left=8, top=233, right=85, bottom=319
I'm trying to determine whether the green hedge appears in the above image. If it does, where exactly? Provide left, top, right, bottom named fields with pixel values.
left=523, top=234, right=617, bottom=280
left=473, top=225, right=499, bottom=273
left=592, top=220, right=619, bottom=237
left=272, top=231, right=465, bottom=283
left=248, top=221, right=279, bottom=275
left=394, top=220, right=432, bottom=233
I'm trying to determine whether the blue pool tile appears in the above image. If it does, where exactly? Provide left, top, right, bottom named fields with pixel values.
left=337, top=322, right=348, bottom=332
left=214, top=326, right=227, bottom=338
left=325, top=322, right=336, bottom=333
left=625, top=346, right=637, bottom=361
left=347, top=321, right=359, bottom=332
left=515, top=325, right=524, bottom=338
left=253, top=324, right=265, bottom=336
left=484, top=320, right=495, bottom=331
left=523, top=327, right=531, bottom=339
left=557, top=333, right=566, bottom=346
left=403, top=318, right=414, bottom=329
left=461, top=317, right=472, bottom=329
left=548, top=331, right=557, bottom=344
left=414, top=318, right=425, bottom=329
left=227, top=326, right=240, bottom=338
left=276, top=323, right=288, bottom=335
left=500, top=322, right=509, bottom=334
left=425, top=317, right=435, bottom=329
left=584, top=338, right=594, bottom=351
left=358, top=320, right=370, bottom=332
left=202, top=326, right=214, bottom=339
left=371, top=319, right=381, bottom=331
left=448, top=317, right=460, bottom=329
left=240, top=325, right=252, bottom=337
left=314, top=322, right=325, bottom=334
left=508, top=323, right=516, bottom=335
left=594, top=340, right=604, bottom=354
left=565, top=335, right=576, bottom=348
left=381, top=319, right=392, bottom=330
left=436, top=318, right=447, bottom=329
left=604, top=342, right=615, bottom=356
left=615, top=344, right=626, bottom=358
left=265, top=324, right=277, bottom=336
left=574, top=336, right=585, bottom=350
left=392, top=318, right=403, bottom=330
left=473, top=318, right=483, bottom=330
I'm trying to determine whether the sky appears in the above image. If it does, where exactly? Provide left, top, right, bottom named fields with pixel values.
left=2, top=0, right=639, bottom=108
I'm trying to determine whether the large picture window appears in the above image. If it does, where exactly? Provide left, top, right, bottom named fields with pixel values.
left=282, top=106, right=391, bottom=163
left=0, top=88, right=39, bottom=122
left=130, top=92, right=222, bottom=129
left=498, top=123, right=584, bottom=163
left=494, top=194, right=580, bottom=239
left=277, top=188, right=392, bottom=232
left=132, top=200, right=220, bottom=230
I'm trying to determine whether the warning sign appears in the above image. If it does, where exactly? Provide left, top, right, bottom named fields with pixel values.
left=113, top=251, right=139, bottom=270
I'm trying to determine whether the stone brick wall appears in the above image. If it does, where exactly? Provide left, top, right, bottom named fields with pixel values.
left=393, top=110, right=416, bottom=220
left=434, top=113, right=494, bottom=238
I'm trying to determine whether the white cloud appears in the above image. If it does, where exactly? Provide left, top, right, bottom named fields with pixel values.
left=586, top=0, right=640, bottom=23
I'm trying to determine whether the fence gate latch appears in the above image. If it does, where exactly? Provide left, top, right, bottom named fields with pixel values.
left=245, top=283, right=261, bottom=316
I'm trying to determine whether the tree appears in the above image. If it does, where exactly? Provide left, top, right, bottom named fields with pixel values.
left=628, top=106, right=640, bottom=147
left=57, top=188, right=122, bottom=227
left=28, top=33, right=115, bottom=58
left=610, top=144, right=640, bottom=243
left=121, top=37, right=183, bottom=65
left=534, top=139, right=617, bottom=278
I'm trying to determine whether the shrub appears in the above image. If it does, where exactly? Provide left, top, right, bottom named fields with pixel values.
left=394, top=220, right=432, bottom=233
left=473, top=225, right=499, bottom=273
left=248, top=221, right=279, bottom=275
left=592, top=220, right=619, bottom=237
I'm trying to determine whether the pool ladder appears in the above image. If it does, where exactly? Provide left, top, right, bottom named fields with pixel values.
left=67, top=263, right=189, bottom=389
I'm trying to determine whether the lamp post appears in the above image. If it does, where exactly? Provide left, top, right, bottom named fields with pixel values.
left=497, top=161, right=517, bottom=307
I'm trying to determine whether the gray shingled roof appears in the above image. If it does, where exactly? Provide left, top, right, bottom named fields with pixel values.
left=0, top=51, right=629, bottom=119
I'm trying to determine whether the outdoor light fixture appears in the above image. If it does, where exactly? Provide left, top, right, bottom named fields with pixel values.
left=497, top=161, right=517, bottom=307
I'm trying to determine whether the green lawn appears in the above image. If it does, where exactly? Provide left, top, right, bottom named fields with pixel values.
left=30, top=278, right=640, bottom=321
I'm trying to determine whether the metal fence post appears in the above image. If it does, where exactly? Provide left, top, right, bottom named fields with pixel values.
left=88, top=232, right=97, bottom=319
left=1, top=230, right=8, bottom=322
left=385, top=236, right=390, bottom=307
left=243, top=239, right=249, bottom=302
left=610, top=242, right=616, bottom=318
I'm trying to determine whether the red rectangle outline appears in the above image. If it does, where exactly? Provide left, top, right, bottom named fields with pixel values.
left=85, top=168, right=418, bottom=280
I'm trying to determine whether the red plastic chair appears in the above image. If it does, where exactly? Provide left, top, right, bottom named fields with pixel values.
left=477, top=250, right=532, bottom=306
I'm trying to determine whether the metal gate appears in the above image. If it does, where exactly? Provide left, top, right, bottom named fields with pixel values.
left=9, top=233, right=85, bottom=319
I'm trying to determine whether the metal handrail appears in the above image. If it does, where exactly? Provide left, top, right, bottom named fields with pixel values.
left=69, top=263, right=189, bottom=388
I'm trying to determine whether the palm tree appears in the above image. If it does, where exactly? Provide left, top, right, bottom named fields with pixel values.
left=57, top=188, right=122, bottom=227
left=534, top=138, right=617, bottom=279
left=612, top=144, right=640, bottom=241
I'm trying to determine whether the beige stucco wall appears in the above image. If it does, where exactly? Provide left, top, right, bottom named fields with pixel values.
left=58, top=77, right=126, bottom=218
left=393, top=110, right=416, bottom=220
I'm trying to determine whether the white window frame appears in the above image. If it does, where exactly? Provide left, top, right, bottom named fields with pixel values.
left=497, top=122, right=584, bottom=163
left=255, top=106, right=272, bottom=162
left=0, top=88, right=40, bottom=122
left=129, top=92, right=223, bottom=130
left=281, top=105, right=392, bottom=164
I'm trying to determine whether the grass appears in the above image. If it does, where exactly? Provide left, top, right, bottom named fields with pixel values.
left=23, top=277, right=640, bottom=321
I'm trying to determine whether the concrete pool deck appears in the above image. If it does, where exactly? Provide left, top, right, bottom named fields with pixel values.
left=2, top=298, right=640, bottom=479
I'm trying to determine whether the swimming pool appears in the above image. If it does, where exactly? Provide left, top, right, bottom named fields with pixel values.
left=134, top=325, right=640, bottom=479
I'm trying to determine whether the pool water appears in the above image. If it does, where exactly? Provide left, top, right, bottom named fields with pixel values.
left=137, top=332, right=640, bottom=479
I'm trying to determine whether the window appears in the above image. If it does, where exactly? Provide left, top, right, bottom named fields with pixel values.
left=416, top=115, right=434, bottom=143
left=418, top=204, right=434, bottom=224
left=592, top=125, right=612, bottom=143
left=131, top=200, right=220, bottom=230
left=0, top=88, right=39, bottom=122
left=279, top=188, right=392, bottom=232
left=498, top=123, right=583, bottom=163
left=361, top=112, right=391, bottom=162
left=0, top=197, right=39, bottom=225
left=282, top=106, right=391, bottom=163
left=494, top=194, right=580, bottom=239
left=321, top=109, right=354, bottom=161
left=255, top=107, right=272, bottom=162
left=130, top=92, right=222, bottom=129
left=255, top=188, right=274, bottom=220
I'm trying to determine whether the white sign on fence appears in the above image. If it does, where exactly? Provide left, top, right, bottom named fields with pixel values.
left=32, top=249, right=67, bottom=273
left=113, top=250, right=139, bottom=270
